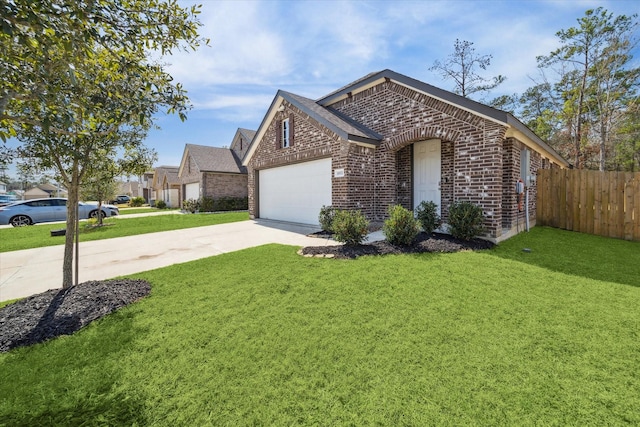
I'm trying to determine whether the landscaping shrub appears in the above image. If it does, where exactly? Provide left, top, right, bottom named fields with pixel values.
left=383, top=204, right=420, bottom=246
left=183, top=199, right=200, bottom=213
left=415, top=200, right=442, bottom=234
left=130, top=196, right=145, bottom=207
left=202, top=197, right=248, bottom=212
left=447, top=201, right=484, bottom=240
left=331, top=209, right=369, bottom=246
left=318, top=205, right=337, bottom=232
left=155, top=200, right=167, bottom=209
left=214, top=196, right=248, bottom=211
left=200, top=197, right=215, bottom=212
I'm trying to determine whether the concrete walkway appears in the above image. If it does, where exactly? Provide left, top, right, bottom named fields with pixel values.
left=0, top=219, right=338, bottom=302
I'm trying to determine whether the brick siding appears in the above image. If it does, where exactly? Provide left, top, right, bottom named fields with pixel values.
left=203, top=173, right=248, bottom=199
left=249, top=80, right=556, bottom=240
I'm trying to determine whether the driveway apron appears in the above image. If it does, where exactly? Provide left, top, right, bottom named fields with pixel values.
left=0, top=220, right=336, bottom=302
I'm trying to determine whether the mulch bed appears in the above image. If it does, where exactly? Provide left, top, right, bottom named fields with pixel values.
left=1, top=233, right=491, bottom=352
left=0, top=279, right=151, bottom=352
left=301, top=232, right=494, bottom=259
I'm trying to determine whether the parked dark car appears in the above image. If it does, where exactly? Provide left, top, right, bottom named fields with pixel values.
left=110, top=195, right=131, bottom=205
left=0, top=198, right=119, bottom=227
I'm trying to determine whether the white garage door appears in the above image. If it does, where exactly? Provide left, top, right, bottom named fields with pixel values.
left=185, top=182, right=199, bottom=201
left=259, top=158, right=332, bottom=225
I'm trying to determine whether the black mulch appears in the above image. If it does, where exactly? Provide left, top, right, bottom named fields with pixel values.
left=301, top=232, right=495, bottom=259
left=0, top=279, right=151, bottom=352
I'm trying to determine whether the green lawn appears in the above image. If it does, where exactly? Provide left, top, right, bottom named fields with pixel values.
left=117, top=207, right=179, bottom=215
left=1, top=227, right=638, bottom=425
left=0, top=212, right=249, bottom=252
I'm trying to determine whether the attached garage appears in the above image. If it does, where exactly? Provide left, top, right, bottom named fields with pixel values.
left=184, top=182, right=200, bottom=201
left=258, top=158, right=332, bottom=225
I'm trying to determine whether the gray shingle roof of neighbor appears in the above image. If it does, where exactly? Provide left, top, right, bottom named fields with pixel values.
left=238, top=128, right=257, bottom=143
left=280, top=90, right=382, bottom=145
left=153, top=166, right=179, bottom=186
left=164, top=169, right=180, bottom=183
left=185, top=144, right=247, bottom=174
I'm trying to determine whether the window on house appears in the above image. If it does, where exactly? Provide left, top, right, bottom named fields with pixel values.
left=282, top=118, right=290, bottom=148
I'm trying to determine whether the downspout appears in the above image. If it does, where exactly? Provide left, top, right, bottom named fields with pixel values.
left=525, top=186, right=530, bottom=232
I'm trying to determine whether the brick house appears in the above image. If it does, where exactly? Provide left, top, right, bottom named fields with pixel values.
left=151, top=166, right=180, bottom=207
left=243, top=70, right=569, bottom=242
left=178, top=128, right=254, bottom=204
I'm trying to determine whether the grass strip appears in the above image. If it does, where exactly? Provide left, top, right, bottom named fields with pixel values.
left=0, top=212, right=249, bottom=252
left=1, top=228, right=638, bottom=425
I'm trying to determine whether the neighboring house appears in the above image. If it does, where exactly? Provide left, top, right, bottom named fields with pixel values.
left=24, top=183, right=68, bottom=200
left=243, top=69, right=569, bottom=242
left=116, top=180, right=142, bottom=198
left=141, top=171, right=155, bottom=203
left=178, top=128, right=253, bottom=203
left=151, top=166, right=180, bottom=207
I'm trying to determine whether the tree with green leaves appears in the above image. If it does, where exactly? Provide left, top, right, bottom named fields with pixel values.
left=2, top=1, right=205, bottom=287
left=536, top=8, right=639, bottom=170
left=430, top=39, right=506, bottom=99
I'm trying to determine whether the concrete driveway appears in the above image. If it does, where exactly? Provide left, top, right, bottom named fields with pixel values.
left=0, top=219, right=337, bottom=302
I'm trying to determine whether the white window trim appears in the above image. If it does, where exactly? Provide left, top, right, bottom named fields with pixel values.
left=282, top=118, right=290, bottom=148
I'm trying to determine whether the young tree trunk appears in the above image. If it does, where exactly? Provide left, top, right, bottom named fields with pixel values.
left=62, top=164, right=80, bottom=288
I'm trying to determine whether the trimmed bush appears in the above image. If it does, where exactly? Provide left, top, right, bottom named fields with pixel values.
left=383, top=204, right=420, bottom=246
left=214, top=196, right=248, bottom=211
left=332, top=209, right=369, bottom=246
left=130, top=196, right=145, bottom=207
left=200, top=197, right=248, bottom=212
left=183, top=199, right=200, bottom=213
left=447, top=201, right=484, bottom=240
left=318, top=205, right=337, bottom=232
left=155, top=200, right=167, bottom=209
left=414, top=201, right=442, bottom=234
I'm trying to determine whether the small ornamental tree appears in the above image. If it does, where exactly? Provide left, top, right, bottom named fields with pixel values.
left=1, top=1, right=205, bottom=288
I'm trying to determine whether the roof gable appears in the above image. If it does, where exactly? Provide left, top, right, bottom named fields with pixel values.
left=318, top=69, right=568, bottom=167
left=242, top=90, right=382, bottom=166
left=152, top=166, right=179, bottom=188
left=179, top=144, right=246, bottom=176
left=244, top=70, right=569, bottom=168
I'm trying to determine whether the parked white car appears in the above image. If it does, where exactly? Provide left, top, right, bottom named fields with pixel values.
left=0, top=198, right=119, bottom=227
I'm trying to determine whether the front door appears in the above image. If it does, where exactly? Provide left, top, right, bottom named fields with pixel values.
left=413, top=139, right=441, bottom=213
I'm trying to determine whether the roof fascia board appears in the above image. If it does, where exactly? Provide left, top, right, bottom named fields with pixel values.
left=347, top=134, right=380, bottom=147
left=177, top=147, right=190, bottom=178
left=282, top=92, right=381, bottom=144
left=318, top=70, right=507, bottom=127
left=505, top=127, right=570, bottom=168
left=242, top=94, right=284, bottom=166
left=318, top=77, right=387, bottom=105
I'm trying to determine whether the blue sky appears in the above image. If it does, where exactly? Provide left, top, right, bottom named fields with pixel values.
left=5, top=0, right=639, bottom=176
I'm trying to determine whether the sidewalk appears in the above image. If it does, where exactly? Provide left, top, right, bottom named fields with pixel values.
left=0, top=220, right=338, bottom=302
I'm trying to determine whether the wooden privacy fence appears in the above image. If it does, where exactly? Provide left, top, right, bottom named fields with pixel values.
left=537, top=169, right=640, bottom=241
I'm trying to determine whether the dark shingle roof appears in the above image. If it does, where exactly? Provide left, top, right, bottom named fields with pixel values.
left=280, top=91, right=382, bottom=144
left=186, top=144, right=246, bottom=174
left=154, top=166, right=179, bottom=185
left=238, top=128, right=257, bottom=142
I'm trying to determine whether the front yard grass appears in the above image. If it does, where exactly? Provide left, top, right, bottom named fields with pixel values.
left=0, top=212, right=249, bottom=253
left=117, top=207, right=179, bottom=215
left=1, top=228, right=638, bottom=425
